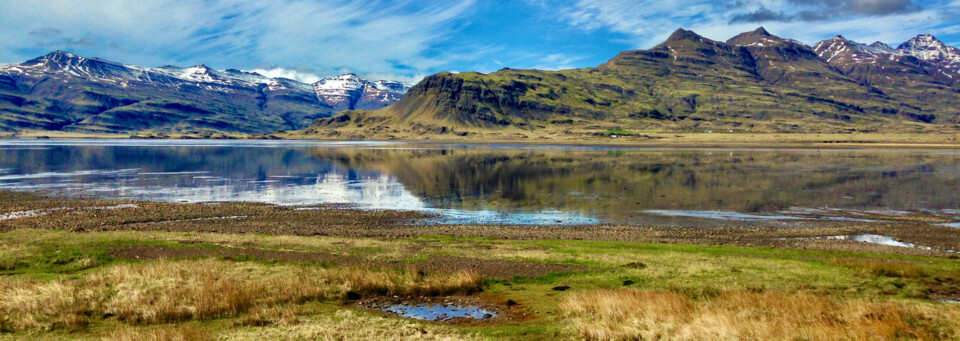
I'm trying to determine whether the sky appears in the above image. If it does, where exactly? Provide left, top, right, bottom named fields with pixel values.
left=1, top=0, right=958, bottom=84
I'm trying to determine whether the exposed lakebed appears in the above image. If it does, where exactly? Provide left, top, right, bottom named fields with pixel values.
left=1, top=139, right=959, bottom=227
left=779, top=234, right=958, bottom=253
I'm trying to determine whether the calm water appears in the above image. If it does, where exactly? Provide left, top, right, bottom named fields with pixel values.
left=382, top=304, right=496, bottom=321
left=1, top=139, right=959, bottom=226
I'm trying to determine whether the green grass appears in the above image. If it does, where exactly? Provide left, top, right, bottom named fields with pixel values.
left=599, top=129, right=636, bottom=135
left=1, top=228, right=959, bottom=339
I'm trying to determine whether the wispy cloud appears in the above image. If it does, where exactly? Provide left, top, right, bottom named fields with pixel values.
left=555, top=0, right=956, bottom=48
left=1, top=0, right=958, bottom=76
left=532, top=53, right=584, bottom=70
left=0, top=0, right=479, bottom=80
left=247, top=67, right=323, bottom=84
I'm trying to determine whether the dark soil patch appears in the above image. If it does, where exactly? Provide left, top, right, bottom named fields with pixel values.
left=108, top=245, right=354, bottom=264
left=409, top=256, right=584, bottom=279
left=108, top=245, right=585, bottom=280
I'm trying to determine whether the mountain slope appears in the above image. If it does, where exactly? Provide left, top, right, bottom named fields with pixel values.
left=304, top=28, right=960, bottom=138
left=0, top=52, right=410, bottom=134
left=305, top=28, right=960, bottom=138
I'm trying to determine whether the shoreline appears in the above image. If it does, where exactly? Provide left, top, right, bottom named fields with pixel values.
left=3, top=191, right=959, bottom=257
left=2, top=131, right=960, bottom=149
left=2, top=191, right=960, bottom=339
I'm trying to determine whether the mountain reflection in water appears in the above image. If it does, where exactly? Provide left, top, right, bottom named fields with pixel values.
left=0, top=140, right=958, bottom=226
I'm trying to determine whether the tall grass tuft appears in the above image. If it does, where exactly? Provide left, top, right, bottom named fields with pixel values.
left=561, top=289, right=960, bottom=340
left=0, top=259, right=483, bottom=332
left=108, top=324, right=212, bottom=341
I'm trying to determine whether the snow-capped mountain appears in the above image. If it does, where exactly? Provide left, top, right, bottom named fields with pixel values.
left=0, top=51, right=411, bottom=134
left=812, top=34, right=960, bottom=74
left=868, top=42, right=899, bottom=54
left=812, top=36, right=902, bottom=64
left=313, top=73, right=411, bottom=111
left=898, top=34, right=960, bottom=72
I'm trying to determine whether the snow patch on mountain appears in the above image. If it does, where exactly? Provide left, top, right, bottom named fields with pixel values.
left=313, top=73, right=411, bottom=110
left=898, top=34, right=960, bottom=71
left=0, top=51, right=411, bottom=109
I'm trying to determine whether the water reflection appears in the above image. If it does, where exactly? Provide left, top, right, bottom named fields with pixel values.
left=787, top=234, right=957, bottom=253
left=382, top=304, right=496, bottom=321
left=0, top=139, right=958, bottom=226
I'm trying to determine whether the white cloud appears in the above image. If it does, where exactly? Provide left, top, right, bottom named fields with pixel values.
left=360, top=73, right=428, bottom=85
left=556, top=0, right=955, bottom=48
left=247, top=68, right=322, bottom=84
left=0, top=0, right=478, bottom=79
left=532, top=53, right=584, bottom=71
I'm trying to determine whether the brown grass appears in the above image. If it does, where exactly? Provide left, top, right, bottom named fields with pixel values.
left=561, top=289, right=960, bottom=340
left=107, top=325, right=212, bottom=341
left=0, top=259, right=482, bottom=332
left=222, top=309, right=480, bottom=341
left=234, top=304, right=301, bottom=327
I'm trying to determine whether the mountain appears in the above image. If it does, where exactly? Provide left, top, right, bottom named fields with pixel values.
left=313, top=74, right=410, bottom=111
left=0, top=51, right=410, bottom=134
left=303, top=28, right=960, bottom=138
left=898, top=34, right=960, bottom=73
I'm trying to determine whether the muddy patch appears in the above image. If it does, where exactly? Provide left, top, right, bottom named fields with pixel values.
left=408, top=255, right=585, bottom=279
left=108, top=245, right=352, bottom=264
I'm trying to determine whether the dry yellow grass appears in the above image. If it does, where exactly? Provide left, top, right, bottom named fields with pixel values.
left=561, top=289, right=960, bottom=340
left=0, top=259, right=482, bottom=332
left=235, top=304, right=302, bottom=327
left=107, top=325, right=211, bottom=341
left=222, top=309, right=480, bottom=341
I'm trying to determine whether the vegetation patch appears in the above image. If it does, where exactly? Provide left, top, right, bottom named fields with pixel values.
left=561, top=289, right=960, bottom=340
left=0, top=259, right=481, bottom=332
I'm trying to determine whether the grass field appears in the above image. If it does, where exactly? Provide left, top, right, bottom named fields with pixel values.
left=1, top=192, right=959, bottom=340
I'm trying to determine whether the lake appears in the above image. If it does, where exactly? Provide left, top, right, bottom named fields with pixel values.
left=1, top=139, right=958, bottom=226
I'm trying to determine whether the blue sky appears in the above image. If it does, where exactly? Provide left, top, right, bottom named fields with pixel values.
left=1, top=0, right=958, bottom=83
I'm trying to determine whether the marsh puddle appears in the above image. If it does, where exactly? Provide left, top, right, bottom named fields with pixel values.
left=786, top=234, right=957, bottom=253
left=382, top=304, right=496, bottom=321
left=1, top=139, right=959, bottom=227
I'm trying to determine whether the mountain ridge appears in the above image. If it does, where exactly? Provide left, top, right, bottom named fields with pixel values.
left=304, top=28, right=960, bottom=138
left=0, top=51, right=410, bottom=134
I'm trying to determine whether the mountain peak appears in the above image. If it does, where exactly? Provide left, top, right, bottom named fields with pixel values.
left=25, top=50, right=83, bottom=66
left=899, top=34, right=945, bottom=49
left=664, top=28, right=705, bottom=43
left=898, top=34, right=960, bottom=70
left=726, top=27, right=796, bottom=47
left=869, top=41, right=898, bottom=54
left=47, top=50, right=78, bottom=58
